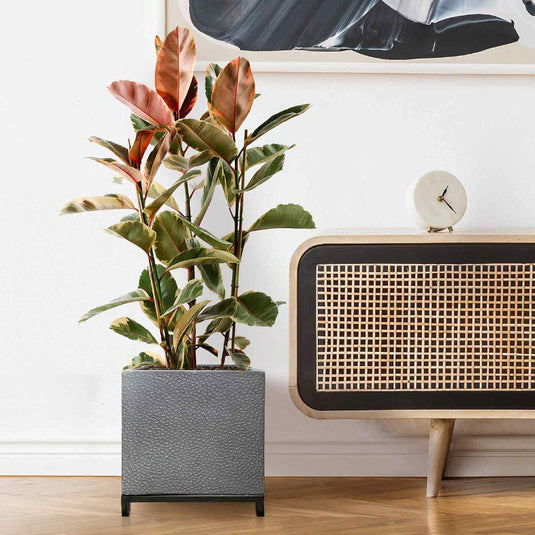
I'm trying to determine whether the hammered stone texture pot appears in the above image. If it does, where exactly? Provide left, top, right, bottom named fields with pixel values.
left=122, top=368, right=265, bottom=496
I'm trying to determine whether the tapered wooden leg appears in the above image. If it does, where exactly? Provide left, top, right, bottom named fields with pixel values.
left=426, top=418, right=455, bottom=498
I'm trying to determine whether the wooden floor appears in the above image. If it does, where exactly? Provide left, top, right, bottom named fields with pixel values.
left=2, top=477, right=535, bottom=534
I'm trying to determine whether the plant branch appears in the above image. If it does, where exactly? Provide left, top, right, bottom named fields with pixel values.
left=230, top=130, right=248, bottom=353
left=184, top=181, right=197, bottom=370
left=135, top=187, right=174, bottom=367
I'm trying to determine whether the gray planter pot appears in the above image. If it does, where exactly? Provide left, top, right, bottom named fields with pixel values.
left=121, top=367, right=265, bottom=515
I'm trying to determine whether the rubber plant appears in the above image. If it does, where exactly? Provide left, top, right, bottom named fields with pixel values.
left=61, top=26, right=314, bottom=371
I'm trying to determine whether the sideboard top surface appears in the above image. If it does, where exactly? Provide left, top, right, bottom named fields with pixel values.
left=291, top=229, right=535, bottom=269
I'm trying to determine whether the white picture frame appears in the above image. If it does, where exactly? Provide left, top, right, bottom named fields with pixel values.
left=167, top=0, right=535, bottom=75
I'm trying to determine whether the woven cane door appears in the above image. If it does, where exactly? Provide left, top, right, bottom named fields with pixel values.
left=295, top=242, right=535, bottom=412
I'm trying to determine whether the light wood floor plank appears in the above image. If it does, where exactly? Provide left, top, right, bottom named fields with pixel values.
left=2, top=477, right=535, bottom=534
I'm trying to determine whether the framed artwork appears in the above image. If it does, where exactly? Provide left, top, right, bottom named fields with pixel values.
left=169, top=1, right=535, bottom=74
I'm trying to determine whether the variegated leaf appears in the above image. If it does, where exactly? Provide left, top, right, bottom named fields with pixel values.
left=88, top=137, right=129, bottom=164
left=79, top=290, right=151, bottom=323
left=246, top=104, right=310, bottom=145
left=152, top=211, right=188, bottom=265
left=205, top=63, right=222, bottom=104
left=105, top=221, right=156, bottom=253
left=233, top=291, right=278, bottom=327
left=60, top=194, right=135, bottom=215
left=110, top=317, right=158, bottom=344
left=148, top=181, right=179, bottom=212
left=143, top=130, right=171, bottom=192
left=175, top=119, right=238, bottom=163
left=173, top=300, right=209, bottom=350
left=167, top=247, right=239, bottom=271
left=89, top=157, right=143, bottom=186
left=197, top=298, right=237, bottom=322
left=144, top=170, right=201, bottom=220
left=227, top=348, right=251, bottom=371
left=248, top=204, right=315, bottom=232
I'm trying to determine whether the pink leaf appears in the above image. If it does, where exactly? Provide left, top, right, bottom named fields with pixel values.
left=108, top=80, right=174, bottom=126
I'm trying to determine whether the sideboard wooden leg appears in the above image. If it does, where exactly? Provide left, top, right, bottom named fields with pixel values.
left=426, top=418, right=455, bottom=498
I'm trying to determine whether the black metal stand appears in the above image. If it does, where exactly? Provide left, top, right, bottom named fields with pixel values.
left=121, top=494, right=265, bottom=517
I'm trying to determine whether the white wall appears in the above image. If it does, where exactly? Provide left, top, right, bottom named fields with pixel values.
left=2, top=0, right=535, bottom=476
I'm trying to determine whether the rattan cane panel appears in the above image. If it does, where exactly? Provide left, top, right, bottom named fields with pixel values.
left=316, top=264, right=535, bottom=392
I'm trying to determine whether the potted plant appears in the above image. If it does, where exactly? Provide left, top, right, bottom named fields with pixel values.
left=61, top=26, right=314, bottom=517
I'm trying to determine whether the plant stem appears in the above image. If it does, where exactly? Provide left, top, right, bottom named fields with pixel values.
left=136, top=188, right=174, bottom=368
left=229, top=131, right=248, bottom=353
left=184, top=181, right=197, bottom=370
left=220, top=330, right=230, bottom=370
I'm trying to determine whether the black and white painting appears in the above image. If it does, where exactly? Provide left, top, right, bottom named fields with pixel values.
left=174, top=1, right=535, bottom=71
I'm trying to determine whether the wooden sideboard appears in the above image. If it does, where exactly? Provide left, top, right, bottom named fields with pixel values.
left=290, top=230, right=535, bottom=496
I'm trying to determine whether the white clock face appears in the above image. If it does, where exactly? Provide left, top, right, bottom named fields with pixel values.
left=406, top=171, right=467, bottom=231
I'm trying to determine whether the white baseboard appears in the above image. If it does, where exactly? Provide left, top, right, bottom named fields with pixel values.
left=2, top=437, right=535, bottom=477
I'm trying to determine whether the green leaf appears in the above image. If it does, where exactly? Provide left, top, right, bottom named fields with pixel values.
left=163, top=279, right=204, bottom=317
left=221, top=230, right=249, bottom=250
left=79, top=290, right=151, bottom=323
left=189, top=150, right=213, bottom=168
left=245, top=144, right=294, bottom=169
left=234, top=336, right=251, bottom=350
left=105, top=221, right=156, bottom=252
left=239, top=154, right=285, bottom=192
left=143, top=131, right=171, bottom=191
left=227, top=349, right=251, bottom=371
left=175, top=119, right=238, bottom=162
left=110, top=317, right=158, bottom=344
left=120, top=212, right=140, bottom=222
left=187, top=238, right=226, bottom=299
left=177, top=279, right=204, bottom=305
left=138, top=265, right=178, bottom=325
left=88, top=137, right=130, bottom=164
left=198, top=317, right=233, bottom=344
left=164, top=151, right=212, bottom=172
left=247, top=104, right=310, bottom=145
left=173, top=300, right=210, bottom=350
left=205, top=63, right=222, bottom=103
left=195, top=158, right=220, bottom=226
left=248, top=204, right=315, bottom=232
left=198, top=343, right=219, bottom=357
left=148, top=181, right=179, bottom=212
left=219, top=160, right=237, bottom=206
left=152, top=211, right=188, bottom=265
left=144, top=170, right=201, bottom=219
left=123, top=351, right=166, bottom=370
left=131, top=114, right=165, bottom=144
left=172, top=211, right=231, bottom=250
left=198, top=263, right=225, bottom=299
left=233, top=291, right=279, bottom=327
left=197, top=298, right=237, bottom=322
left=163, top=154, right=189, bottom=172
left=167, top=247, right=239, bottom=271
left=60, top=194, right=135, bottom=215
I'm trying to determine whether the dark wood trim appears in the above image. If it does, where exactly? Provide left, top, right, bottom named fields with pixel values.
left=297, top=243, right=535, bottom=412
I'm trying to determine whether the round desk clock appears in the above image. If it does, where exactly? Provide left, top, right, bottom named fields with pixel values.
left=406, top=170, right=467, bottom=232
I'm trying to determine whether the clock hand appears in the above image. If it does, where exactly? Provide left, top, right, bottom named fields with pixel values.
left=441, top=185, right=449, bottom=197
left=443, top=198, right=456, bottom=213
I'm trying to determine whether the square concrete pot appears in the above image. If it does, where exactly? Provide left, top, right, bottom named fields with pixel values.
left=121, top=367, right=265, bottom=516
